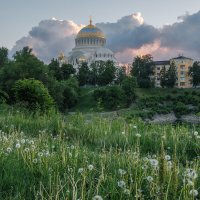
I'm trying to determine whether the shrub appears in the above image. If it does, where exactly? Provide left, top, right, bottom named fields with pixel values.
left=173, top=102, right=189, bottom=116
left=13, top=79, right=54, bottom=112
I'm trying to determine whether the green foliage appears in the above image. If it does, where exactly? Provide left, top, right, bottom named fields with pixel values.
left=77, top=62, right=90, bottom=86
left=49, top=77, right=79, bottom=112
left=0, top=107, right=199, bottom=199
left=94, top=86, right=126, bottom=110
left=0, top=47, right=50, bottom=101
left=160, top=62, right=177, bottom=88
left=131, top=54, right=155, bottom=88
left=0, top=47, right=8, bottom=68
left=115, top=66, right=127, bottom=85
left=121, top=76, right=137, bottom=105
left=13, top=79, right=54, bottom=111
left=0, top=90, right=9, bottom=103
left=189, top=61, right=200, bottom=87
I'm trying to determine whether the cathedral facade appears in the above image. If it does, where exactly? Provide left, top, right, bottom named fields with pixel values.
left=67, top=19, right=117, bottom=68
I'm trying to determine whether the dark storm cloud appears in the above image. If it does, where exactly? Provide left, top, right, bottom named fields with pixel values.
left=160, top=11, right=200, bottom=52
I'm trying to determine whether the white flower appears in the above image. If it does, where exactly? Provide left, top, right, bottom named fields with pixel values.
left=133, top=126, right=137, bottom=129
left=117, top=180, right=126, bottom=188
left=21, top=139, right=25, bottom=144
left=122, top=131, right=125, bottom=135
left=45, top=150, right=50, bottom=156
left=165, top=155, right=171, bottom=161
left=124, top=189, right=130, bottom=195
left=33, top=158, right=38, bottom=163
left=118, top=169, right=126, bottom=175
left=136, top=133, right=141, bottom=138
left=88, top=164, right=94, bottom=171
left=24, top=148, right=30, bottom=152
left=78, top=168, right=84, bottom=173
left=146, top=176, right=153, bottom=182
left=71, top=145, right=75, bottom=149
left=185, top=168, right=198, bottom=179
left=92, top=195, right=103, bottom=200
left=69, top=153, right=72, bottom=157
left=167, top=161, right=172, bottom=169
left=16, top=143, right=21, bottom=149
left=38, top=152, right=43, bottom=157
left=6, top=147, right=12, bottom=153
left=149, top=159, right=159, bottom=167
left=194, top=131, right=198, bottom=136
left=189, top=189, right=198, bottom=197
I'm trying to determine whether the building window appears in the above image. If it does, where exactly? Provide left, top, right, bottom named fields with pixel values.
left=180, top=82, right=185, bottom=86
left=180, top=65, right=185, bottom=70
left=157, top=67, right=160, bottom=70
left=180, top=71, right=185, bottom=76
left=180, top=77, right=185, bottom=81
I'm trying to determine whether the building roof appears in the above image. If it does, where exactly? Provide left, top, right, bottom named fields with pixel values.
left=172, top=55, right=193, bottom=60
left=154, top=60, right=170, bottom=65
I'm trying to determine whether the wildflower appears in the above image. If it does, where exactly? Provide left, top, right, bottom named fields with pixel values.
left=189, top=189, right=198, bottom=197
left=117, top=180, right=126, bottom=188
left=149, top=159, right=159, bottom=167
left=136, top=133, right=141, bottom=138
left=167, top=161, right=172, bottom=169
left=133, top=125, right=137, bottom=129
left=122, top=131, right=125, bottom=135
left=92, top=195, right=103, bottom=200
left=118, top=169, right=126, bottom=175
left=194, top=131, right=198, bottom=136
left=88, top=164, right=94, bottom=171
left=38, top=152, right=43, bottom=157
left=24, top=148, right=30, bottom=153
left=124, top=189, right=130, bottom=195
left=21, top=139, right=25, bottom=144
left=29, top=140, right=34, bottom=145
left=16, top=143, right=21, bottom=149
left=165, top=155, right=171, bottom=161
left=71, top=145, right=75, bottom=149
left=69, top=152, right=72, bottom=157
left=78, top=168, right=84, bottom=173
left=33, top=158, right=38, bottom=163
left=185, top=168, right=198, bottom=180
left=6, top=147, right=12, bottom=153
left=142, top=165, right=148, bottom=170
left=146, top=176, right=153, bottom=182
left=45, top=150, right=50, bottom=156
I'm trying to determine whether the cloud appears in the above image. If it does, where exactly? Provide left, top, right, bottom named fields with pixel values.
left=10, top=11, right=200, bottom=63
left=10, top=18, right=83, bottom=63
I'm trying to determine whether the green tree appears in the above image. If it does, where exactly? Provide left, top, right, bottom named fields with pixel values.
left=61, top=64, right=76, bottom=80
left=160, top=66, right=167, bottom=88
left=115, top=66, right=127, bottom=85
left=189, top=61, right=200, bottom=87
left=97, top=60, right=116, bottom=86
left=13, top=78, right=54, bottom=112
left=131, top=54, right=155, bottom=88
left=0, top=47, right=49, bottom=101
left=0, top=47, right=8, bottom=68
left=121, top=76, right=137, bottom=105
left=166, top=62, right=177, bottom=88
left=77, top=62, right=90, bottom=86
left=48, top=59, right=62, bottom=80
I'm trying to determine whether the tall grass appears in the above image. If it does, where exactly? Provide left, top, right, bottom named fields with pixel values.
left=0, top=105, right=199, bottom=199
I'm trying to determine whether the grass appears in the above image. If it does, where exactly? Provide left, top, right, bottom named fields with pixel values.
left=0, top=104, right=199, bottom=199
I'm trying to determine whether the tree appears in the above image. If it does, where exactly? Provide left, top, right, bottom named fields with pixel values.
left=121, top=77, right=137, bottom=105
left=165, top=61, right=177, bottom=88
left=160, top=66, right=167, bottom=88
left=61, top=64, right=76, bottom=80
left=131, top=54, right=155, bottom=88
left=48, top=59, right=62, bottom=80
left=189, top=61, right=200, bottom=87
left=0, top=47, right=8, bottom=68
left=77, top=62, right=90, bottom=86
left=0, top=47, right=50, bottom=101
left=97, top=60, right=116, bottom=86
left=115, top=66, right=127, bottom=85
left=13, top=79, right=54, bottom=112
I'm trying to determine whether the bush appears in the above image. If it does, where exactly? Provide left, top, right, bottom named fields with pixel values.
left=13, top=79, right=54, bottom=112
left=173, top=102, right=189, bottom=116
left=93, top=86, right=126, bottom=110
left=0, top=90, right=9, bottom=103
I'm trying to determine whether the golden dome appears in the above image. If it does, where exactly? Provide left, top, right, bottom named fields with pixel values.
left=76, top=19, right=105, bottom=39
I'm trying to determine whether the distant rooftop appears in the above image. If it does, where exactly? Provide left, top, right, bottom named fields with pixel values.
left=155, top=60, right=170, bottom=65
left=172, top=55, right=193, bottom=60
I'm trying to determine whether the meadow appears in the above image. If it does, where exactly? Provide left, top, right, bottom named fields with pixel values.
left=0, top=104, right=199, bottom=200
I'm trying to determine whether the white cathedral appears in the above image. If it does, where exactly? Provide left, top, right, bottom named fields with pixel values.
left=58, top=18, right=117, bottom=68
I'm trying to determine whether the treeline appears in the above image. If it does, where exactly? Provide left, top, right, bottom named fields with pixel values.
left=0, top=47, right=200, bottom=112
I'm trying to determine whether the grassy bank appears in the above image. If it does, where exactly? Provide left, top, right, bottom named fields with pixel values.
left=0, top=105, right=199, bottom=199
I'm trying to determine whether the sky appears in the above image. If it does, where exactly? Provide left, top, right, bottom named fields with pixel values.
left=0, top=0, right=200, bottom=63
